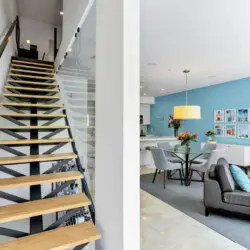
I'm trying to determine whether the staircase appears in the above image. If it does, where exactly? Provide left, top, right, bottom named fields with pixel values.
left=0, top=57, right=101, bottom=249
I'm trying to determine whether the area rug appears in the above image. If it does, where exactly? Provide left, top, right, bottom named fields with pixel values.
left=140, top=173, right=250, bottom=250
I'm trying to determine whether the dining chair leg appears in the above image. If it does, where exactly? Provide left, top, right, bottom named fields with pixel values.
left=179, top=169, right=183, bottom=186
left=152, top=169, right=158, bottom=183
left=202, top=172, right=205, bottom=182
left=181, top=163, right=184, bottom=177
left=163, top=170, right=166, bottom=189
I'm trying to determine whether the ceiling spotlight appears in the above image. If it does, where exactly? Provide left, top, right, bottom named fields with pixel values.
left=26, top=40, right=30, bottom=44
left=161, top=88, right=165, bottom=91
left=143, top=93, right=147, bottom=96
left=68, top=48, right=72, bottom=52
left=147, top=62, right=157, bottom=66
left=60, top=11, right=64, bottom=15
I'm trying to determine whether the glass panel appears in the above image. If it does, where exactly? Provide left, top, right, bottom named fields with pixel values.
left=56, top=5, right=96, bottom=250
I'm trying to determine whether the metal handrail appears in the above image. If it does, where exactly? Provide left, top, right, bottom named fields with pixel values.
left=0, top=16, right=20, bottom=58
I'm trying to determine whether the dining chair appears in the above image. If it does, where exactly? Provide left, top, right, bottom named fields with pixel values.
left=189, top=149, right=225, bottom=184
left=190, top=142, right=217, bottom=164
left=157, top=142, right=184, bottom=171
left=151, top=148, right=183, bottom=188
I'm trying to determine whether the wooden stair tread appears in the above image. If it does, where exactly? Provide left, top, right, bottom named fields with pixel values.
left=7, top=79, right=58, bottom=86
left=3, top=93, right=60, bottom=99
left=0, top=171, right=81, bottom=189
left=0, top=194, right=90, bottom=223
left=9, top=73, right=56, bottom=81
left=0, top=152, right=76, bottom=165
left=0, top=102, right=63, bottom=108
left=0, top=221, right=101, bottom=250
left=11, top=63, right=55, bottom=72
left=0, top=113, right=65, bottom=118
left=12, top=60, right=54, bottom=68
left=0, top=138, right=73, bottom=145
left=5, top=85, right=59, bottom=92
left=10, top=68, right=55, bottom=75
left=0, top=125, right=69, bottom=130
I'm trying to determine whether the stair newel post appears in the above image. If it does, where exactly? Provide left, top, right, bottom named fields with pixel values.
left=30, top=100, right=43, bottom=234
left=62, top=109, right=96, bottom=223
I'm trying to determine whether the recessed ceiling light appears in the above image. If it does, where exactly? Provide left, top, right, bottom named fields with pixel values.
left=60, top=11, right=64, bottom=15
left=68, top=48, right=72, bottom=52
left=143, top=93, right=147, bottom=96
left=147, top=62, right=157, bottom=66
left=161, top=88, right=164, bottom=91
left=26, top=40, right=30, bottom=44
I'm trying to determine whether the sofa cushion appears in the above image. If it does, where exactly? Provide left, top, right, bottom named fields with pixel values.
left=230, top=165, right=250, bottom=192
left=215, top=164, right=235, bottom=192
left=224, top=190, right=250, bottom=206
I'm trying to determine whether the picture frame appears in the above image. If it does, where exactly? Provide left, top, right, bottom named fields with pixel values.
left=225, top=124, right=236, bottom=138
left=237, top=109, right=249, bottom=123
left=214, top=124, right=224, bottom=137
left=225, top=109, right=236, bottom=123
left=238, top=124, right=250, bottom=139
left=214, top=110, right=224, bottom=123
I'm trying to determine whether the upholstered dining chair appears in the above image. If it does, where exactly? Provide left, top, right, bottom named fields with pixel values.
left=151, top=148, right=183, bottom=188
left=189, top=149, right=225, bottom=185
left=157, top=142, right=184, bottom=171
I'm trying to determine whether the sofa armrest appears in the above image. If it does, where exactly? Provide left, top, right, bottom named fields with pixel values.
left=204, top=167, right=223, bottom=208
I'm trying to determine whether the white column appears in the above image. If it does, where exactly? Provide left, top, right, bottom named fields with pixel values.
left=95, top=0, right=140, bottom=249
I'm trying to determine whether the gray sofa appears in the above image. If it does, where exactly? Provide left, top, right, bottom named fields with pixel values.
left=204, top=160, right=250, bottom=217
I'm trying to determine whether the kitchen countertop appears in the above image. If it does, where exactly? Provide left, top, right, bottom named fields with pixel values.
left=140, top=136, right=177, bottom=142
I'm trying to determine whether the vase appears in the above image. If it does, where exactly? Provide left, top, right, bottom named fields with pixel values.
left=208, top=135, right=216, bottom=142
left=185, top=143, right=190, bottom=153
left=174, top=128, right=179, bottom=137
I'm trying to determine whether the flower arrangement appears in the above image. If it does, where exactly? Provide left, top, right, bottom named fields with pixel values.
left=177, top=131, right=198, bottom=146
left=205, top=130, right=215, bottom=137
left=205, top=130, right=216, bottom=142
left=168, top=114, right=183, bottom=137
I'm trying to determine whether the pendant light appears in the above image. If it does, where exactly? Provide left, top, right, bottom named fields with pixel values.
left=174, top=70, right=201, bottom=119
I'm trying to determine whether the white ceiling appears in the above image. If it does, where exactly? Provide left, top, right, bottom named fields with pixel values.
left=59, top=0, right=250, bottom=97
left=141, top=0, right=250, bottom=96
left=17, top=0, right=63, bottom=26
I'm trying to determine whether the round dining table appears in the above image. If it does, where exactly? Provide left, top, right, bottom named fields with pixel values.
left=166, top=144, right=211, bottom=186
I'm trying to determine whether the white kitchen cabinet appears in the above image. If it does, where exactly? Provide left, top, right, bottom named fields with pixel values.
left=140, top=104, right=150, bottom=125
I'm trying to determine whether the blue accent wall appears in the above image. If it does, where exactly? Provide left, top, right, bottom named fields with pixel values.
left=150, top=77, right=250, bottom=145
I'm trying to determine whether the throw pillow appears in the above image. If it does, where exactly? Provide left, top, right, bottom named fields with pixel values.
left=230, top=165, right=250, bottom=192
left=215, top=164, right=235, bottom=192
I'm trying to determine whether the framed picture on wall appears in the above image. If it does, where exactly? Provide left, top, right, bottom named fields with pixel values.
left=237, top=109, right=249, bottom=123
left=214, top=124, right=224, bottom=137
left=225, top=124, right=236, bottom=138
left=238, top=124, right=250, bottom=139
left=225, top=109, right=236, bottom=123
left=214, top=110, right=224, bottom=123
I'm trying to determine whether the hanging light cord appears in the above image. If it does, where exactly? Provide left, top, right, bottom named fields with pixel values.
left=185, top=73, right=188, bottom=105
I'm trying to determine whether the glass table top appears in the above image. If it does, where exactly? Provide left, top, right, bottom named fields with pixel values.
left=166, top=144, right=211, bottom=156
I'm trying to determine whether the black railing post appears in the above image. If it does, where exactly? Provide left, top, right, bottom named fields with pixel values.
left=54, top=28, right=57, bottom=60
left=16, top=16, right=20, bottom=52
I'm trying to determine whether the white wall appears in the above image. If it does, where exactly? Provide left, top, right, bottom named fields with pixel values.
left=95, top=0, right=140, bottom=249
left=55, top=0, right=92, bottom=69
left=0, top=0, right=17, bottom=90
left=19, top=17, right=61, bottom=61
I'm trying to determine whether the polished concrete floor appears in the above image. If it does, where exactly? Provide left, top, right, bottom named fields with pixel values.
left=140, top=190, right=246, bottom=250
